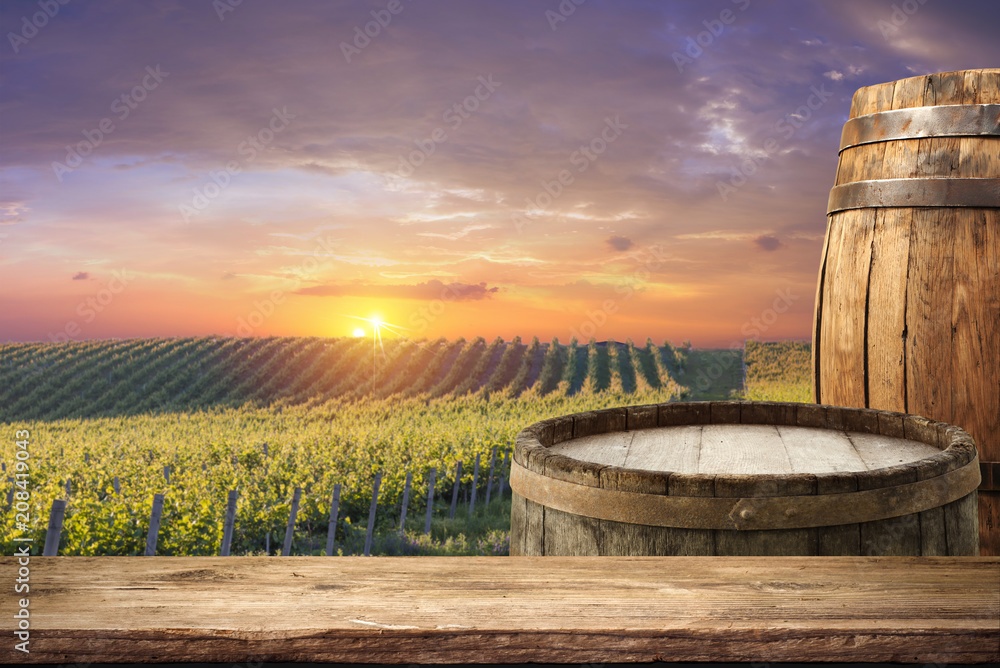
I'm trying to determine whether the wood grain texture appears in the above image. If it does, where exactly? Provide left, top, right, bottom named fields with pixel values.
left=816, top=471, right=862, bottom=555
left=509, top=490, right=527, bottom=555
left=2, top=556, right=996, bottom=665
left=549, top=431, right=632, bottom=467
left=866, top=207, right=911, bottom=412
left=778, top=425, right=865, bottom=473
left=623, top=424, right=700, bottom=472
left=813, top=69, right=1000, bottom=554
left=699, top=424, right=791, bottom=474
left=905, top=207, right=955, bottom=422
left=553, top=424, right=938, bottom=475
left=818, top=210, right=850, bottom=404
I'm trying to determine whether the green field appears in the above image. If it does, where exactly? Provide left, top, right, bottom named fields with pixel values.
left=1, top=336, right=810, bottom=556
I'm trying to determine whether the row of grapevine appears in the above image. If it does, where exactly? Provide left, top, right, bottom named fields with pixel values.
left=15, top=443, right=513, bottom=557
left=0, top=335, right=699, bottom=422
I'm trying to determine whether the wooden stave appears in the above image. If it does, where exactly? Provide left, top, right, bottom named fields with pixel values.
left=812, top=69, right=1000, bottom=555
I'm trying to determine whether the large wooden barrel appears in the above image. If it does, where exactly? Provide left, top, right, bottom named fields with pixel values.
left=509, top=402, right=980, bottom=556
left=811, top=69, right=1000, bottom=555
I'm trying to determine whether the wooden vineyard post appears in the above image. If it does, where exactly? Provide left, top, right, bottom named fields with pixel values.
left=485, top=447, right=497, bottom=506
left=449, top=461, right=462, bottom=519
left=498, top=452, right=510, bottom=497
left=469, top=453, right=481, bottom=516
left=326, top=484, right=341, bottom=556
left=144, top=493, right=164, bottom=557
left=364, top=473, right=382, bottom=557
left=5, top=477, right=13, bottom=509
left=282, top=487, right=302, bottom=557
left=112, top=476, right=120, bottom=495
left=424, top=468, right=436, bottom=535
left=398, top=471, right=412, bottom=532
left=163, top=466, right=170, bottom=484
left=220, top=490, right=238, bottom=557
left=65, top=479, right=70, bottom=497
left=42, top=499, right=66, bottom=556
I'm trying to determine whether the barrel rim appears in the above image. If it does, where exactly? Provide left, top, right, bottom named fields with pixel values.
left=848, top=68, right=1000, bottom=118
left=513, top=401, right=978, bottom=498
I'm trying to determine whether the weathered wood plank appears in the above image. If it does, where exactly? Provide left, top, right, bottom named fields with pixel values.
left=522, top=497, right=544, bottom=556
left=950, top=208, right=998, bottom=457
left=553, top=423, right=943, bottom=475
left=944, top=491, right=981, bottom=556
left=548, top=431, right=632, bottom=467
left=508, top=491, right=526, bottom=556
left=831, top=207, right=876, bottom=410
left=543, top=506, right=600, bottom=556
left=818, top=211, right=847, bottom=404
left=845, top=431, right=940, bottom=470
left=777, top=426, right=867, bottom=473
left=698, top=424, right=791, bottom=474
left=905, top=208, right=955, bottom=423
left=866, top=207, right=911, bottom=412
left=4, top=557, right=995, bottom=664
left=621, top=425, right=700, bottom=473
left=815, top=472, right=861, bottom=556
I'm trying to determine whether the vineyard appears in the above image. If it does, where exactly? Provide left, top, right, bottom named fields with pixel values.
left=0, top=336, right=706, bottom=422
left=1, top=336, right=810, bottom=557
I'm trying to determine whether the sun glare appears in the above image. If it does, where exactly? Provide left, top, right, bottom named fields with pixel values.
left=353, top=328, right=365, bottom=337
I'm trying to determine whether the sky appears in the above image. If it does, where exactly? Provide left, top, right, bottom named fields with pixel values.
left=2, top=0, right=999, bottom=346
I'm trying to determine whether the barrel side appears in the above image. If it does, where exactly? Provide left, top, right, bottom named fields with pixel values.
left=814, top=69, right=1000, bottom=555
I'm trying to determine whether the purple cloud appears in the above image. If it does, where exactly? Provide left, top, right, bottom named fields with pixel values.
left=752, top=235, right=784, bottom=252
left=605, top=235, right=634, bottom=252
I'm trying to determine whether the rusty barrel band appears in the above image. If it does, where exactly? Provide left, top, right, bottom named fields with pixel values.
left=827, top=178, right=1000, bottom=214
left=509, top=456, right=980, bottom=531
left=840, top=104, right=1000, bottom=152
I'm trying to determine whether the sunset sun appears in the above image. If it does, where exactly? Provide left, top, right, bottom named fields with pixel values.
left=353, top=328, right=365, bottom=337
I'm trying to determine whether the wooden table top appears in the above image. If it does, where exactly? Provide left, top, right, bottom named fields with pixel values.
left=2, top=555, right=997, bottom=664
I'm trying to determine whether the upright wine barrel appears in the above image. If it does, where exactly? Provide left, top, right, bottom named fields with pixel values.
left=812, top=69, right=1000, bottom=555
left=510, top=402, right=980, bottom=556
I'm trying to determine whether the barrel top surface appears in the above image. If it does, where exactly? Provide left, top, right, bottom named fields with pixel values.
left=548, top=424, right=941, bottom=475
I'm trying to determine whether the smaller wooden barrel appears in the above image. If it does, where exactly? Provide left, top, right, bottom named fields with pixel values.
left=510, top=401, right=980, bottom=556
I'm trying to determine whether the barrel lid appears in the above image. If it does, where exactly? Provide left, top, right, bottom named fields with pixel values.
left=548, top=423, right=940, bottom=475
